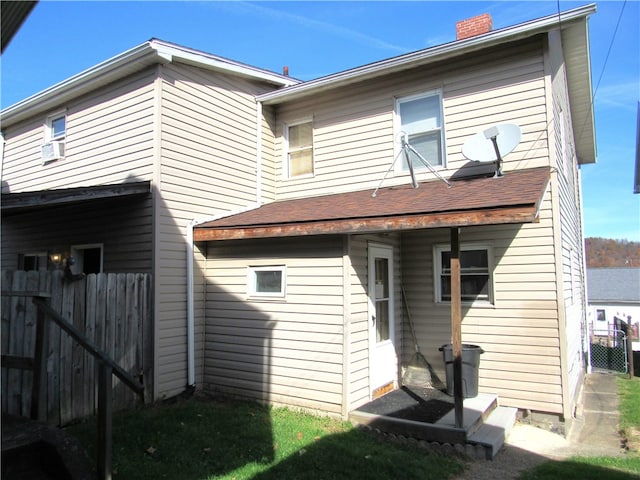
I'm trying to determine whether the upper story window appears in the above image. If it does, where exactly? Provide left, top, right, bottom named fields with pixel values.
left=285, top=120, right=313, bottom=178
left=42, top=111, right=66, bottom=162
left=46, top=112, right=66, bottom=141
left=434, top=244, right=492, bottom=304
left=395, top=91, right=444, bottom=171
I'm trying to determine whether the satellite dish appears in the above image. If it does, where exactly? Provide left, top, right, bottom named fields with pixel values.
left=461, top=123, right=521, bottom=177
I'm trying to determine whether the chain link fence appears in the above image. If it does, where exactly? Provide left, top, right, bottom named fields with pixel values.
left=590, top=328, right=628, bottom=373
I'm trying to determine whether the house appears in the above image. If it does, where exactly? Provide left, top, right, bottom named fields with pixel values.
left=587, top=267, right=640, bottom=344
left=1, top=3, right=596, bottom=433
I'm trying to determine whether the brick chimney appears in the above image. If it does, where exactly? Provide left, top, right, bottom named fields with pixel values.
left=456, top=13, right=493, bottom=40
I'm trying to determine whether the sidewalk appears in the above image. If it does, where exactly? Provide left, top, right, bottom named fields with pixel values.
left=507, top=371, right=624, bottom=458
left=454, top=371, right=626, bottom=480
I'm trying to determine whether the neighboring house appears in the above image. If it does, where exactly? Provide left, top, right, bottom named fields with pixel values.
left=587, top=268, right=640, bottom=341
left=1, top=3, right=596, bottom=428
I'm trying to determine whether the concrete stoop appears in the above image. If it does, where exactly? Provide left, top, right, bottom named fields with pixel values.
left=466, top=406, right=518, bottom=459
left=351, top=393, right=518, bottom=460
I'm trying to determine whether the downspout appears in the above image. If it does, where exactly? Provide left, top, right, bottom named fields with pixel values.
left=186, top=205, right=261, bottom=388
left=0, top=131, right=5, bottom=183
left=256, top=100, right=263, bottom=205
left=185, top=98, right=266, bottom=388
left=186, top=221, right=196, bottom=388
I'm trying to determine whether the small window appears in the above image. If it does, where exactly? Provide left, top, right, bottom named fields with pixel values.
left=435, top=245, right=492, bottom=304
left=248, top=266, right=286, bottom=298
left=46, top=112, right=66, bottom=141
left=285, top=120, right=313, bottom=178
left=597, top=310, right=606, bottom=322
left=396, top=91, right=444, bottom=171
left=18, top=252, right=48, bottom=272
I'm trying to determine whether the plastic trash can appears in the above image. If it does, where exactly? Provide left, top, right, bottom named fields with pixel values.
left=439, top=344, right=484, bottom=398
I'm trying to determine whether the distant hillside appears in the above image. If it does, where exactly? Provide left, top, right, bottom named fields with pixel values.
left=585, top=237, right=640, bottom=267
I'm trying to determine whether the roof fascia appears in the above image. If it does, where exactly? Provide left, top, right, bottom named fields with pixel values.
left=257, top=3, right=597, bottom=106
left=1, top=39, right=298, bottom=127
left=1, top=42, right=159, bottom=125
left=151, top=39, right=299, bottom=87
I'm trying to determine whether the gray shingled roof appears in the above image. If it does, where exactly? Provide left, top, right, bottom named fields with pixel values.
left=587, top=268, right=640, bottom=303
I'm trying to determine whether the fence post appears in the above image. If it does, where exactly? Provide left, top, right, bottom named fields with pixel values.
left=97, top=362, right=113, bottom=480
left=626, top=326, right=635, bottom=378
left=30, top=296, right=49, bottom=421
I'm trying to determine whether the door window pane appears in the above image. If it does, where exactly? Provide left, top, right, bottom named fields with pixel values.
left=375, top=257, right=390, bottom=342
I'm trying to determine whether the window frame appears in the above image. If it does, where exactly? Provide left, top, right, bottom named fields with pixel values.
left=45, top=111, right=67, bottom=142
left=283, top=118, right=314, bottom=179
left=247, top=265, right=287, bottom=298
left=433, top=243, right=493, bottom=305
left=18, top=252, right=48, bottom=272
left=394, top=90, right=445, bottom=173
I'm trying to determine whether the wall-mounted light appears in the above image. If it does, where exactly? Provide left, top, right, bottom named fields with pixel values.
left=50, top=253, right=62, bottom=266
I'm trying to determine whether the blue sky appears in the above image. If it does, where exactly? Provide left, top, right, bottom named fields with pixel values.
left=2, top=1, right=638, bottom=241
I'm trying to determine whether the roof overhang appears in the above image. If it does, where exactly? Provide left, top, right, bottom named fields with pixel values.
left=194, top=167, right=550, bottom=241
left=1, top=39, right=299, bottom=126
left=1, top=180, right=151, bottom=216
left=1, top=1, right=37, bottom=53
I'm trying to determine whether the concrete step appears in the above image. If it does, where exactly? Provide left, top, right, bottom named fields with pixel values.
left=435, top=393, right=498, bottom=435
left=467, top=406, right=518, bottom=459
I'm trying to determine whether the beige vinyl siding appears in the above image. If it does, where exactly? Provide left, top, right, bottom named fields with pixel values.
left=203, top=237, right=346, bottom=414
left=154, top=63, right=279, bottom=398
left=1, top=195, right=153, bottom=272
left=400, top=191, right=564, bottom=414
left=272, top=37, right=549, bottom=201
left=548, top=29, right=588, bottom=416
left=1, top=70, right=157, bottom=193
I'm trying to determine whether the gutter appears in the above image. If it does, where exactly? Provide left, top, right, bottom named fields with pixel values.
left=185, top=204, right=261, bottom=388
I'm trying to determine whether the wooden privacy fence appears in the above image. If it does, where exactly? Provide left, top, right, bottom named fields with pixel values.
left=1, top=270, right=153, bottom=426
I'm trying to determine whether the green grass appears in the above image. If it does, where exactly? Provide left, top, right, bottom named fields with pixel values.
left=518, top=376, right=640, bottom=480
left=67, top=397, right=463, bottom=480
left=619, top=377, right=640, bottom=449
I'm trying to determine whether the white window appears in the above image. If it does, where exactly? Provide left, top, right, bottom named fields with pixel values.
left=248, top=266, right=286, bottom=298
left=284, top=120, right=313, bottom=178
left=434, top=244, right=492, bottom=304
left=46, top=112, right=66, bottom=141
left=395, top=91, right=444, bottom=171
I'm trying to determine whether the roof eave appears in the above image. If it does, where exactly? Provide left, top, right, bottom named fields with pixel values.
left=1, top=39, right=298, bottom=127
left=257, top=3, right=597, bottom=106
left=563, top=18, right=597, bottom=164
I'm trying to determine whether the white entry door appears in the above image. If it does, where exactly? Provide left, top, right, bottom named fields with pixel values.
left=368, top=244, right=398, bottom=395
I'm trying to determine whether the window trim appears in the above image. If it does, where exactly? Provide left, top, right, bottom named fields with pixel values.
left=283, top=118, right=314, bottom=179
left=394, top=90, right=445, bottom=174
left=247, top=265, right=287, bottom=298
left=433, top=243, right=493, bottom=305
left=45, top=111, right=67, bottom=142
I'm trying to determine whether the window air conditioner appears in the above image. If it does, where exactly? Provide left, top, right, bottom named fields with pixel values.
left=41, top=140, right=65, bottom=162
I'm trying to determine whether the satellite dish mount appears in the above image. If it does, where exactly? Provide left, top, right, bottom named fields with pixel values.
left=372, top=131, right=451, bottom=197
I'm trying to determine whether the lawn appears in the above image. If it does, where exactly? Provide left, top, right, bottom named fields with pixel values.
left=67, top=397, right=464, bottom=480
left=518, top=376, right=640, bottom=480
